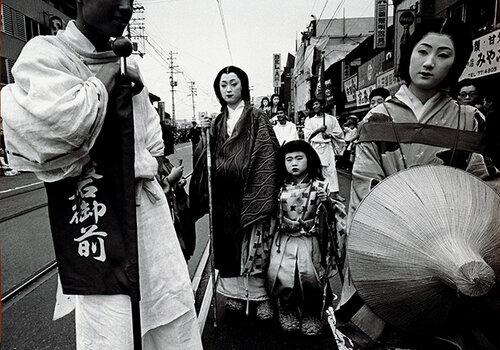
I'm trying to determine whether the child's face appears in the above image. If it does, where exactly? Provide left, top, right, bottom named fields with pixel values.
left=285, top=151, right=308, bottom=178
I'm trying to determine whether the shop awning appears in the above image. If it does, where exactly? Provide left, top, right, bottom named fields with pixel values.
left=321, top=36, right=370, bottom=68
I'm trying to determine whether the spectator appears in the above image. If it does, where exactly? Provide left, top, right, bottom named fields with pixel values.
left=187, top=121, right=202, bottom=150
left=369, top=87, right=391, bottom=109
left=273, top=110, right=299, bottom=146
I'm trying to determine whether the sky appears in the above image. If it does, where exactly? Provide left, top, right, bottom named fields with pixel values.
left=136, top=0, right=379, bottom=121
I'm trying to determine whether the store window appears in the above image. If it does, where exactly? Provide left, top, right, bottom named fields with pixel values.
left=1, top=4, right=27, bottom=41
left=1, top=4, right=14, bottom=36
left=25, top=16, right=41, bottom=41
left=1, top=57, right=15, bottom=85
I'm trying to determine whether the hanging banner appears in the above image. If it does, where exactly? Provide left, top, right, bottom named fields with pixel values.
left=394, top=9, right=416, bottom=77
left=460, top=29, right=500, bottom=80
left=374, top=0, right=388, bottom=49
left=356, top=84, right=376, bottom=107
left=343, top=75, right=358, bottom=103
left=273, top=53, right=281, bottom=88
left=358, top=52, right=385, bottom=88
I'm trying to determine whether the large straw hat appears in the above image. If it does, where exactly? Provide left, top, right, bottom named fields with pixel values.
left=347, top=165, right=500, bottom=334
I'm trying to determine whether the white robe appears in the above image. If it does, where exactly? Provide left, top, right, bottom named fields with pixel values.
left=304, top=114, right=344, bottom=192
left=273, top=121, right=299, bottom=146
left=1, top=21, right=201, bottom=349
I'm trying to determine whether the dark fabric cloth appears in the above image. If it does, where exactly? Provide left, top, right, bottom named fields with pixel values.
left=189, top=104, right=280, bottom=277
left=45, top=81, right=139, bottom=300
left=157, top=158, right=196, bottom=260
left=160, top=122, right=175, bottom=156
left=187, top=126, right=201, bottom=146
left=358, top=121, right=486, bottom=154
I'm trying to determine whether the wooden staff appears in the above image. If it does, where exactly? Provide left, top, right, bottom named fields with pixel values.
left=111, top=37, right=142, bottom=350
left=204, top=126, right=218, bottom=328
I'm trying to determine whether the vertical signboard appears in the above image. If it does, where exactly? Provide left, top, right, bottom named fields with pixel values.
left=273, top=53, right=281, bottom=88
left=394, top=9, right=416, bottom=77
left=343, top=75, right=358, bottom=103
left=374, top=0, right=388, bottom=49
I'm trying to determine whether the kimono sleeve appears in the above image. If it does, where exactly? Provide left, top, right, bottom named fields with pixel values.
left=142, top=88, right=164, bottom=157
left=347, top=141, right=386, bottom=228
left=329, top=115, right=344, bottom=140
left=2, top=37, right=108, bottom=178
left=304, top=117, right=314, bottom=141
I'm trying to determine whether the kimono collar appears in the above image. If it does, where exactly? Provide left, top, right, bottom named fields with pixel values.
left=392, top=85, right=452, bottom=124
left=57, top=21, right=118, bottom=62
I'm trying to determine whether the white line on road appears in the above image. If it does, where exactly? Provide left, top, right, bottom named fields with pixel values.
left=198, top=270, right=219, bottom=332
left=191, top=243, right=210, bottom=292
left=176, top=144, right=192, bottom=151
left=0, top=181, right=43, bottom=195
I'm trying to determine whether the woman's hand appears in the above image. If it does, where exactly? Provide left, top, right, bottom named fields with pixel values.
left=199, top=113, right=212, bottom=129
left=167, top=165, right=184, bottom=184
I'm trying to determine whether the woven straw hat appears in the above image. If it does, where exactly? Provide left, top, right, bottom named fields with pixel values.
left=347, top=165, right=500, bottom=334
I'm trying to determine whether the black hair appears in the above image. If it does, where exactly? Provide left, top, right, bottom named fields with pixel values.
left=398, top=18, right=472, bottom=89
left=369, top=87, right=391, bottom=101
left=259, top=97, right=270, bottom=109
left=305, top=100, right=314, bottom=111
left=213, top=66, right=251, bottom=109
left=454, top=78, right=481, bottom=97
left=270, top=94, right=282, bottom=106
left=278, top=140, right=324, bottom=182
left=308, top=97, right=324, bottom=106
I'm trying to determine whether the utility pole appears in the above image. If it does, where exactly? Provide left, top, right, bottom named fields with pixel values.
left=167, top=51, right=179, bottom=125
left=128, top=2, right=146, bottom=57
left=188, top=81, right=197, bottom=122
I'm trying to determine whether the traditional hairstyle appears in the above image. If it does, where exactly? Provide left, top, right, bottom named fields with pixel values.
left=369, top=87, right=391, bottom=101
left=259, top=97, right=270, bottom=109
left=398, top=18, right=472, bottom=89
left=270, top=93, right=282, bottom=107
left=213, top=66, right=251, bottom=109
left=278, top=140, right=324, bottom=182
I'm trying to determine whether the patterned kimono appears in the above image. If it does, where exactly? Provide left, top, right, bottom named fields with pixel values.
left=268, top=180, right=340, bottom=314
left=337, top=85, right=498, bottom=350
left=190, top=104, right=280, bottom=301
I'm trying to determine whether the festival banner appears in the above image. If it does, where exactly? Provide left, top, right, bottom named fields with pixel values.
left=343, top=75, right=358, bottom=103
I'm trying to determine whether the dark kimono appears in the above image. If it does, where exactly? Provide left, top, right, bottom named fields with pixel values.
left=190, top=103, right=280, bottom=299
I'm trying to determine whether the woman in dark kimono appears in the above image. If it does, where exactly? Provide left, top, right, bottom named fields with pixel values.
left=190, top=66, right=280, bottom=319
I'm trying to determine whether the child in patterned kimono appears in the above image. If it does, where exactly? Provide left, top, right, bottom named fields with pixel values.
left=268, top=140, right=339, bottom=336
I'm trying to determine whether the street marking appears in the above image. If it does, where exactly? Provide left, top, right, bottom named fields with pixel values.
left=198, top=269, right=219, bottom=332
left=191, top=242, right=210, bottom=292
left=0, top=181, right=43, bottom=195
left=176, top=145, right=192, bottom=151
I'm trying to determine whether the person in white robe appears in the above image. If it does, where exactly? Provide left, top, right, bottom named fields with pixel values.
left=304, top=98, right=345, bottom=202
left=273, top=111, right=299, bottom=146
left=0, top=1, right=202, bottom=349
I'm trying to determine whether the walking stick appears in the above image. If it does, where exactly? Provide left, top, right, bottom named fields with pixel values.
left=111, top=37, right=142, bottom=350
left=204, top=127, right=218, bottom=328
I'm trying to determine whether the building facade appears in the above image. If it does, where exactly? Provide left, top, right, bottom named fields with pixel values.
left=1, top=0, right=75, bottom=88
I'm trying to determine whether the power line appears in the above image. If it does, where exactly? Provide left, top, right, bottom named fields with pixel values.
left=215, top=0, right=233, bottom=64
left=296, top=0, right=347, bottom=75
